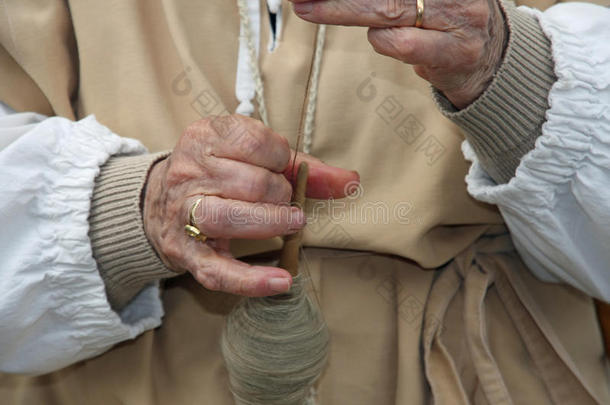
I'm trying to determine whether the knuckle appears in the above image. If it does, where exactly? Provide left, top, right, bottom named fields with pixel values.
left=236, top=129, right=264, bottom=158
left=277, top=136, right=291, bottom=170
left=179, top=121, right=216, bottom=158
left=178, top=127, right=198, bottom=151
left=181, top=124, right=198, bottom=142
left=466, top=4, right=491, bottom=29
left=210, top=115, right=254, bottom=151
left=208, top=115, right=236, bottom=139
left=277, top=176, right=293, bottom=203
left=183, top=120, right=203, bottom=137
left=183, top=119, right=212, bottom=143
left=249, top=170, right=273, bottom=202
left=165, top=162, right=192, bottom=186
left=378, top=0, right=409, bottom=21
left=200, top=197, right=227, bottom=236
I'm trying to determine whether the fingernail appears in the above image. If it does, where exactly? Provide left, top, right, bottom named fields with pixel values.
left=293, top=2, right=313, bottom=14
left=269, top=278, right=291, bottom=293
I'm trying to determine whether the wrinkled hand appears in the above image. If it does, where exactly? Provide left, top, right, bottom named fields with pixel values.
left=290, top=0, right=507, bottom=109
left=143, top=115, right=359, bottom=296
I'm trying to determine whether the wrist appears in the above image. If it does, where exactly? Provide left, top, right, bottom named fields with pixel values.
left=443, top=1, right=509, bottom=109
left=89, top=152, right=175, bottom=310
left=142, top=157, right=173, bottom=269
left=433, top=2, right=556, bottom=184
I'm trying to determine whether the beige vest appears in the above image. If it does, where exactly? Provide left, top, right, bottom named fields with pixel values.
left=0, top=0, right=608, bottom=403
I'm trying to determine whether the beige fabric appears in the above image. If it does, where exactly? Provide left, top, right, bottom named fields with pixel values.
left=0, top=241, right=607, bottom=404
left=424, top=230, right=607, bottom=404
left=0, top=0, right=608, bottom=404
left=0, top=0, right=77, bottom=118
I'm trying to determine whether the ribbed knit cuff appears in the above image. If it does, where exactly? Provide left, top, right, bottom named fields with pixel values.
left=89, top=151, right=175, bottom=311
left=435, top=1, right=556, bottom=184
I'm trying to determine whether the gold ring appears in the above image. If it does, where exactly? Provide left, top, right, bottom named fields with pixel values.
left=415, top=0, right=424, bottom=28
left=185, top=197, right=207, bottom=242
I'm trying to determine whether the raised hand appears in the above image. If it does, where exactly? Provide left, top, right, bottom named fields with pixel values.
left=290, top=0, right=507, bottom=108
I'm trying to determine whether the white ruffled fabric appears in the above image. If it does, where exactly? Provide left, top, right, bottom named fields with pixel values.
left=235, top=0, right=261, bottom=117
left=465, top=3, right=610, bottom=301
left=0, top=110, right=164, bottom=374
left=235, top=0, right=283, bottom=117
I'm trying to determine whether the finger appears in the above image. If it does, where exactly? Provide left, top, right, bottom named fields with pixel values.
left=205, top=115, right=291, bottom=172
left=194, top=156, right=292, bottom=204
left=368, top=27, right=454, bottom=66
left=284, top=151, right=361, bottom=199
left=367, top=27, right=479, bottom=69
left=188, top=195, right=305, bottom=240
left=290, top=0, right=416, bottom=27
left=188, top=249, right=293, bottom=296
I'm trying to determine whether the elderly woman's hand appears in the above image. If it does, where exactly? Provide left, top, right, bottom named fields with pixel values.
left=142, top=115, right=358, bottom=297
left=290, top=0, right=507, bottom=109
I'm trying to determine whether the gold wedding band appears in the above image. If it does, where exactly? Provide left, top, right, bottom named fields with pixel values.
left=415, top=0, right=424, bottom=28
left=185, top=197, right=207, bottom=243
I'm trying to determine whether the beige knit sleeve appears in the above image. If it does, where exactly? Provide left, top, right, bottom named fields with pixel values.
left=88, top=152, right=178, bottom=311
left=435, top=1, right=556, bottom=184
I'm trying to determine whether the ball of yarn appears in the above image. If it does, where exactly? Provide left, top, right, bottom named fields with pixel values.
left=221, top=275, right=329, bottom=405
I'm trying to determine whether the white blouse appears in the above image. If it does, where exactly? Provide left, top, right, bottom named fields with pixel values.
left=0, top=111, right=164, bottom=374
left=465, top=3, right=610, bottom=302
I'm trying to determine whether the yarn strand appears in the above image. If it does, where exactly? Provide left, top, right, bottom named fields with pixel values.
left=302, top=24, right=326, bottom=155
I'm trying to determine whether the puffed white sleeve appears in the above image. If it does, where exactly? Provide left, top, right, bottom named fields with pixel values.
left=0, top=106, right=164, bottom=375
left=465, top=3, right=610, bottom=301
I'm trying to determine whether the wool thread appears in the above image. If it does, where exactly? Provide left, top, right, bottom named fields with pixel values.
left=221, top=275, right=329, bottom=405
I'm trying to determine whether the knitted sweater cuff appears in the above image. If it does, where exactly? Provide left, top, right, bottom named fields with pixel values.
left=434, top=1, right=556, bottom=184
left=89, top=151, right=176, bottom=311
